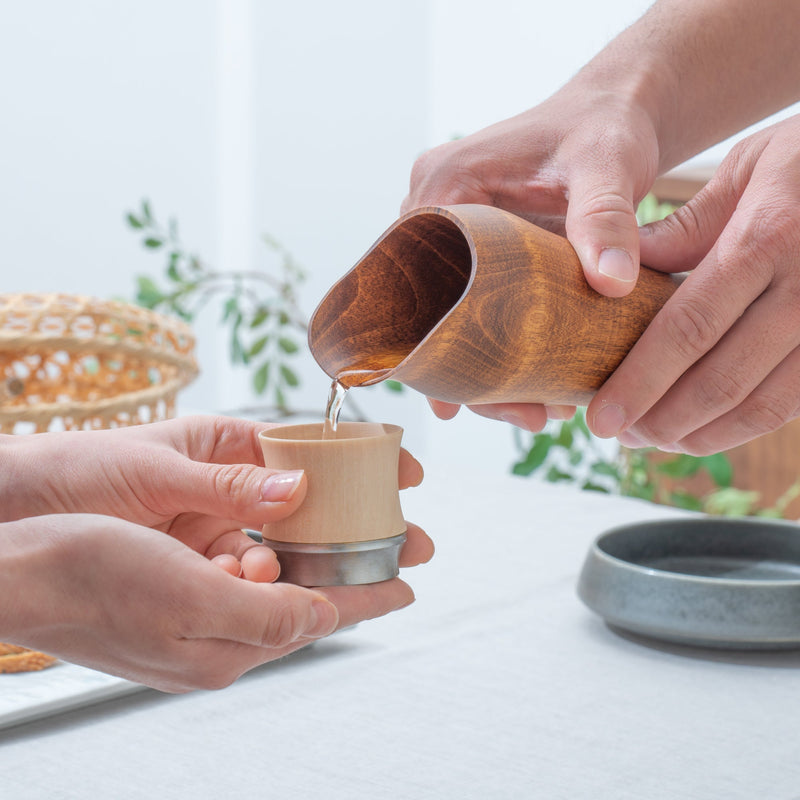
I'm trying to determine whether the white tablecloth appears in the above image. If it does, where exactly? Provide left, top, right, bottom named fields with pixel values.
left=4, top=464, right=800, bottom=799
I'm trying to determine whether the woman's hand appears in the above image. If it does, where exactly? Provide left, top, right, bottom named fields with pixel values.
left=0, top=513, right=418, bottom=692
left=0, top=415, right=433, bottom=579
left=587, top=114, right=800, bottom=454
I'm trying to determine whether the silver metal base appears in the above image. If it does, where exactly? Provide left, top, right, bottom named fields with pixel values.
left=262, top=532, right=407, bottom=587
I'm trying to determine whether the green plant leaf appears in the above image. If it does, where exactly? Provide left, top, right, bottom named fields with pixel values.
left=135, top=276, right=163, bottom=308
left=573, top=411, right=592, bottom=440
left=511, top=433, right=553, bottom=476
left=171, top=303, right=193, bottom=322
left=701, top=453, right=733, bottom=488
left=167, top=252, right=181, bottom=282
left=581, top=481, right=610, bottom=493
left=555, top=423, right=574, bottom=449
left=384, top=380, right=404, bottom=393
left=545, top=465, right=573, bottom=483
left=126, top=213, right=144, bottom=229
left=222, top=297, right=238, bottom=322
left=279, top=364, right=299, bottom=387
left=669, top=490, right=704, bottom=512
left=141, top=199, right=153, bottom=222
left=144, top=237, right=163, bottom=249
left=251, top=308, right=270, bottom=328
left=704, top=487, right=759, bottom=517
left=249, top=336, right=268, bottom=357
left=656, top=454, right=702, bottom=478
left=590, top=461, right=621, bottom=479
left=278, top=336, right=299, bottom=354
left=231, top=332, right=246, bottom=364
left=253, top=362, right=269, bottom=394
left=626, top=484, right=656, bottom=502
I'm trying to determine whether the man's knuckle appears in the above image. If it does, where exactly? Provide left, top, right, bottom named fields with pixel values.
left=580, top=191, right=635, bottom=220
left=693, top=366, right=745, bottom=413
left=660, top=201, right=704, bottom=240
left=716, top=201, right=800, bottom=286
left=738, top=395, right=796, bottom=438
left=663, top=297, right=724, bottom=360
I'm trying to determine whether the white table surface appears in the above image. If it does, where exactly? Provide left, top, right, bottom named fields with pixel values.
left=4, top=464, right=800, bottom=799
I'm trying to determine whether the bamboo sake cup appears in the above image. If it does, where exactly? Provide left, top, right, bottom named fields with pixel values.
left=258, top=422, right=407, bottom=586
left=308, top=204, right=682, bottom=406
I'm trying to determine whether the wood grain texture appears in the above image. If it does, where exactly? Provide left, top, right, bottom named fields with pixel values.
left=259, top=422, right=406, bottom=544
left=309, top=204, right=681, bottom=406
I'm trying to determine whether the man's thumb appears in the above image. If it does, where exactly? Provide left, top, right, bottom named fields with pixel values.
left=565, top=179, right=641, bottom=298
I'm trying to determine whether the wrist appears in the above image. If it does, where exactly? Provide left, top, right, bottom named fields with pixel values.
left=568, top=43, right=681, bottom=173
left=0, top=433, right=65, bottom=522
left=0, top=435, right=28, bottom=522
left=0, top=517, right=54, bottom=644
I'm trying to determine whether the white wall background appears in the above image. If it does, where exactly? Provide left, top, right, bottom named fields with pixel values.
left=2, top=0, right=797, bottom=474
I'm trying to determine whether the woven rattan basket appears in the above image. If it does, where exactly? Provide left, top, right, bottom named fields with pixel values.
left=0, top=293, right=198, bottom=434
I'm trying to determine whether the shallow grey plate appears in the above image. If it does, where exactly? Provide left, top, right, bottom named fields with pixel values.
left=578, top=517, right=800, bottom=649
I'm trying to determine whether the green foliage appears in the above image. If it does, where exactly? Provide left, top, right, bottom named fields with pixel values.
left=126, top=198, right=307, bottom=412
left=512, top=410, right=800, bottom=519
left=511, top=411, right=618, bottom=493
left=636, top=193, right=679, bottom=225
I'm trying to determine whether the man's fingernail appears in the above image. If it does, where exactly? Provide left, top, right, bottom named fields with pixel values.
left=617, top=430, right=647, bottom=449
left=594, top=403, right=626, bottom=438
left=499, top=412, right=539, bottom=432
left=545, top=405, right=573, bottom=420
left=659, top=442, right=684, bottom=454
left=598, top=248, right=636, bottom=282
left=261, top=470, right=304, bottom=502
left=304, top=596, right=339, bottom=638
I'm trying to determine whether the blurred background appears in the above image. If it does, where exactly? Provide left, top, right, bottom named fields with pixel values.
left=3, top=0, right=797, bottom=473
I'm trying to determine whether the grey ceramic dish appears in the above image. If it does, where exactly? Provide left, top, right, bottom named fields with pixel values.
left=578, top=517, right=800, bottom=649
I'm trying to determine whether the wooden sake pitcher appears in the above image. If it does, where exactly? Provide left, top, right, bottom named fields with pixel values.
left=309, top=204, right=681, bottom=406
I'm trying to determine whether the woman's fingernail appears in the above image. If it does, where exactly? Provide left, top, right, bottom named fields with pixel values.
left=593, top=403, right=627, bottom=438
left=304, top=596, right=339, bottom=638
left=598, top=248, right=636, bottom=282
left=393, top=592, right=416, bottom=612
left=261, top=470, right=304, bottom=502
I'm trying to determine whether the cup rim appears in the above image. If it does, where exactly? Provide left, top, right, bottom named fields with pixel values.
left=258, top=421, right=402, bottom=443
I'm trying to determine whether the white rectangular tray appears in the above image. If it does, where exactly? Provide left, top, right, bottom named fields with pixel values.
left=0, top=661, right=147, bottom=731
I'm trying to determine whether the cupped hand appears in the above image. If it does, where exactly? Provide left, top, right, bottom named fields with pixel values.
left=402, top=83, right=661, bottom=429
left=0, top=513, right=419, bottom=692
left=1, top=415, right=434, bottom=578
left=587, top=114, right=800, bottom=454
